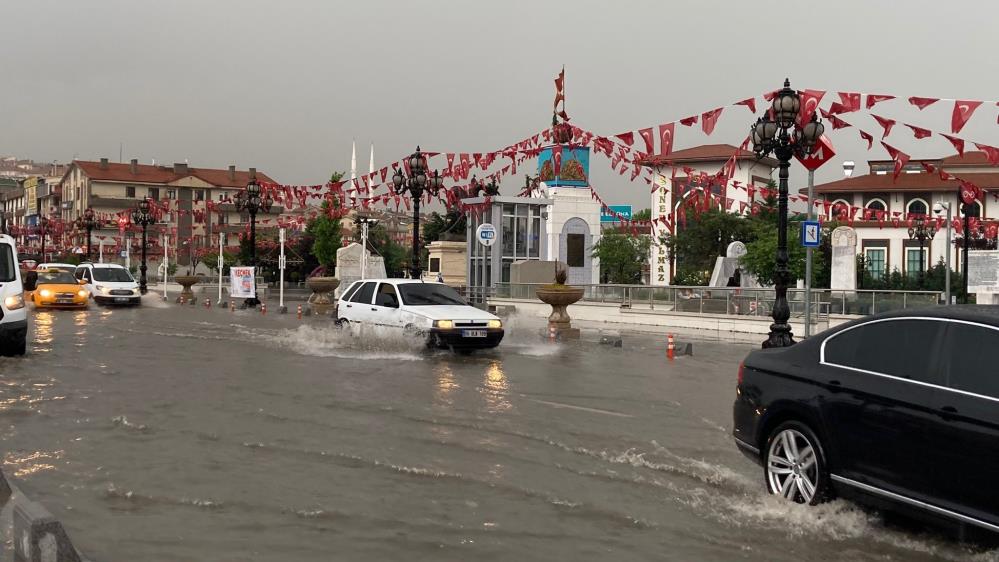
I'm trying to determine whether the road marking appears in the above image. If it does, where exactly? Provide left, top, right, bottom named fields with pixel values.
left=527, top=398, right=634, bottom=418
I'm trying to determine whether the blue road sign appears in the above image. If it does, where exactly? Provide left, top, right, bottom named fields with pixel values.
left=801, top=221, right=821, bottom=248
left=600, top=205, right=633, bottom=223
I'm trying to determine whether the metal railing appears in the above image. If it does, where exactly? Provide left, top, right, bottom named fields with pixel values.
left=490, top=283, right=943, bottom=318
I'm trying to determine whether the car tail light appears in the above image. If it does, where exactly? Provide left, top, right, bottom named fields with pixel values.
left=737, top=361, right=745, bottom=387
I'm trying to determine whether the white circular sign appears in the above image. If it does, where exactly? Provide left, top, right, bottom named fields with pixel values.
left=476, top=223, right=496, bottom=246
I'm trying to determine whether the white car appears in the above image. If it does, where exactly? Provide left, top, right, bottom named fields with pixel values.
left=0, top=234, right=27, bottom=355
left=38, top=263, right=80, bottom=271
left=75, top=263, right=141, bottom=305
left=336, top=279, right=504, bottom=350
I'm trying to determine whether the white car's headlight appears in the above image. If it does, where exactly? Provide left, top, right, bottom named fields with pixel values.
left=487, top=319, right=502, bottom=329
left=434, top=320, right=454, bottom=329
left=4, top=294, right=24, bottom=310
left=98, top=286, right=112, bottom=294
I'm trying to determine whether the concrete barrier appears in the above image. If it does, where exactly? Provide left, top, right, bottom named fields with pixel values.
left=0, top=468, right=87, bottom=562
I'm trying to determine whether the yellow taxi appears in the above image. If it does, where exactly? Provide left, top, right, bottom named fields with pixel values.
left=31, top=268, right=90, bottom=309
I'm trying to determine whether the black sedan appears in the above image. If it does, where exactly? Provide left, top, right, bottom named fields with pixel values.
left=733, top=306, right=999, bottom=535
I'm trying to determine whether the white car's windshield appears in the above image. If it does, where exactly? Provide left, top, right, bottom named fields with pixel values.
left=93, top=268, right=134, bottom=282
left=398, top=283, right=466, bottom=306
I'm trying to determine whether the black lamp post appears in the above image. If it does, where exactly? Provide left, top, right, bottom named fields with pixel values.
left=751, top=78, right=825, bottom=348
left=131, top=198, right=154, bottom=294
left=392, top=147, right=444, bottom=279
left=907, top=218, right=936, bottom=288
left=38, top=216, right=50, bottom=262
left=234, top=179, right=273, bottom=306
left=78, top=207, right=97, bottom=260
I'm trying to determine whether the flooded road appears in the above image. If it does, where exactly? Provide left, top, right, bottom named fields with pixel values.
left=0, top=302, right=993, bottom=561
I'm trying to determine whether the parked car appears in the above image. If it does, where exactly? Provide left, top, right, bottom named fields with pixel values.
left=30, top=268, right=89, bottom=309
left=74, top=263, right=141, bottom=305
left=0, top=234, right=27, bottom=356
left=733, top=306, right=999, bottom=535
left=336, top=279, right=503, bottom=350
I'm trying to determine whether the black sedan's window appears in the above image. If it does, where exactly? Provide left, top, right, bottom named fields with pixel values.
left=942, top=322, right=999, bottom=399
left=824, top=319, right=945, bottom=383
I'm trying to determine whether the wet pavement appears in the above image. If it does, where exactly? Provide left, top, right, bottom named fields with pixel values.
left=0, top=299, right=994, bottom=561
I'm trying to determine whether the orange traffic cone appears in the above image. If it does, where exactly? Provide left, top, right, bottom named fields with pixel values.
left=667, top=333, right=675, bottom=360
left=261, top=302, right=267, bottom=315
left=297, top=304, right=302, bottom=319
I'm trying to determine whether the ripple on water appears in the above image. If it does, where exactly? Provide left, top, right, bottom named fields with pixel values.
left=267, top=324, right=425, bottom=361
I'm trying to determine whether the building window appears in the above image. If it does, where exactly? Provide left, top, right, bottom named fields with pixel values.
left=125, top=185, right=135, bottom=198
left=865, top=248, right=886, bottom=280
left=906, top=248, right=926, bottom=278
left=566, top=233, right=585, bottom=267
left=148, top=187, right=159, bottom=200
left=167, top=189, right=176, bottom=200
left=865, top=198, right=887, bottom=212
left=218, top=212, right=228, bottom=225
left=906, top=198, right=928, bottom=217
left=195, top=189, right=204, bottom=201
left=961, top=200, right=983, bottom=218
left=830, top=199, right=851, bottom=219
left=429, top=258, right=440, bottom=272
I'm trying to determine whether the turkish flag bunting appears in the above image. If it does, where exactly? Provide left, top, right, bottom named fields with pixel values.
left=941, top=134, right=966, bottom=156
left=881, top=142, right=909, bottom=180
left=701, top=107, right=723, bottom=135
left=866, top=94, right=895, bottom=109
left=952, top=100, right=983, bottom=134
left=921, top=162, right=937, bottom=174
left=828, top=92, right=861, bottom=114
left=638, top=128, right=654, bottom=155
left=615, top=132, right=635, bottom=146
left=859, top=130, right=874, bottom=150
left=658, top=123, right=675, bottom=156
left=828, top=114, right=851, bottom=130
left=905, top=123, right=932, bottom=139
left=679, top=115, right=698, bottom=127
left=908, top=96, right=939, bottom=110
left=973, top=143, right=999, bottom=166
left=762, top=90, right=778, bottom=102
left=871, top=114, right=896, bottom=138
left=735, top=97, right=756, bottom=113
left=797, top=89, right=825, bottom=126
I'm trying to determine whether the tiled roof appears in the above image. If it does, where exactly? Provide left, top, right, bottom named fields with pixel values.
left=72, top=161, right=275, bottom=187
left=637, top=144, right=777, bottom=167
left=807, top=170, right=999, bottom=194
left=940, top=151, right=994, bottom=167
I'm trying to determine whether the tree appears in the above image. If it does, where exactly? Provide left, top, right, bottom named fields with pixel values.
left=367, top=223, right=408, bottom=277
left=422, top=209, right=467, bottom=243
left=307, top=200, right=342, bottom=272
left=200, top=251, right=239, bottom=275
left=740, top=220, right=831, bottom=287
left=592, top=232, right=651, bottom=283
left=663, top=205, right=757, bottom=284
left=632, top=208, right=652, bottom=221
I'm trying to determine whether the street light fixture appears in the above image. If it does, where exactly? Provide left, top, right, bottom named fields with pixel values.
left=78, top=207, right=97, bottom=260
left=392, top=147, right=444, bottom=279
left=750, top=78, right=825, bottom=348
left=907, top=218, right=936, bottom=288
left=234, top=179, right=273, bottom=306
left=131, top=197, right=155, bottom=294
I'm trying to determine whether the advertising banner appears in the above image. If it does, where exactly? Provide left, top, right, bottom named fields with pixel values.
left=537, top=146, right=590, bottom=187
left=230, top=266, right=256, bottom=298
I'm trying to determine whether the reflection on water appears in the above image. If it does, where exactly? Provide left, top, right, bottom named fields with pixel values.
left=434, top=364, right=459, bottom=408
left=33, top=311, right=54, bottom=353
left=3, top=449, right=63, bottom=478
left=480, top=360, right=511, bottom=413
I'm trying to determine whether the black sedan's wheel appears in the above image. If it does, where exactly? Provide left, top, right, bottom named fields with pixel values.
left=764, top=421, right=830, bottom=505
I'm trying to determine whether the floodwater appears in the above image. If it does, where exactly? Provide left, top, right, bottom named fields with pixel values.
left=0, top=300, right=994, bottom=561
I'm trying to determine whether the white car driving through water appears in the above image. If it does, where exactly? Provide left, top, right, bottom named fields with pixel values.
left=335, top=279, right=504, bottom=350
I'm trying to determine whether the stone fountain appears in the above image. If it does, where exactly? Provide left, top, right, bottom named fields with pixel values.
left=535, top=264, right=584, bottom=340
left=306, top=276, right=340, bottom=315
left=175, top=274, right=200, bottom=304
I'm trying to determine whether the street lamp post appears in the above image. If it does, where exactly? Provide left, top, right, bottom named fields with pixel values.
left=750, top=78, right=825, bottom=348
left=38, top=216, right=50, bottom=262
left=78, top=207, right=97, bottom=260
left=234, top=179, right=273, bottom=306
left=392, top=147, right=444, bottom=280
left=908, top=218, right=935, bottom=288
left=961, top=203, right=974, bottom=304
left=933, top=201, right=952, bottom=304
left=131, top=198, right=154, bottom=294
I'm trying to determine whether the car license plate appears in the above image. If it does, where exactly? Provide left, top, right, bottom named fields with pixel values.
left=56, top=299, right=73, bottom=304
left=462, top=329, right=486, bottom=338
left=114, top=297, right=130, bottom=303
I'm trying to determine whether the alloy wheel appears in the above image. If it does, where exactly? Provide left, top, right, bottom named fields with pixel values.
left=766, top=428, right=819, bottom=504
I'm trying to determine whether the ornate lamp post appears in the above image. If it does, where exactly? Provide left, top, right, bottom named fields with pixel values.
left=38, top=216, right=50, bottom=261
left=392, top=147, right=444, bottom=279
left=131, top=198, right=154, bottom=294
left=234, top=179, right=273, bottom=306
left=750, top=78, right=825, bottom=348
left=907, top=218, right=936, bottom=288
left=78, top=207, right=97, bottom=259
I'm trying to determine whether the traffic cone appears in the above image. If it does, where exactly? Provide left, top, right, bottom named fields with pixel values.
left=297, top=304, right=302, bottom=319
left=230, top=300, right=235, bottom=312
left=261, top=302, right=267, bottom=315
left=204, top=298, right=211, bottom=309
left=548, top=324, right=557, bottom=343
left=667, top=333, right=675, bottom=360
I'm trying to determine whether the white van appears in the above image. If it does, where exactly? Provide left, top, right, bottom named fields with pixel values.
left=0, top=235, right=27, bottom=356
left=74, top=263, right=141, bottom=305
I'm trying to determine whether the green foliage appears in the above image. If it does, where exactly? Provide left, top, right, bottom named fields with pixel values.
left=422, top=209, right=467, bottom=243
left=632, top=208, right=652, bottom=222
left=592, top=232, right=651, bottom=284
left=672, top=269, right=711, bottom=286
left=200, top=251, right=239, bottom=274
left=662, top=206, right=757, bottom=283
left=858, top=256, right=964, bottom=297
left=307, top=201, right=343, bottom=269
left=367, top=224, right=408, bottom=277
left=741, top=221, right=821, bottom=285
left=167, top=262, right=178, bottom=276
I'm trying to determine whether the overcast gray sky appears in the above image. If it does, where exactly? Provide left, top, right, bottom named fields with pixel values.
left=3, top=0, right=998, bottom=210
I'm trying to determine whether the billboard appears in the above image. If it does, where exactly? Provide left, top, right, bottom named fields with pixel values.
left=23, top=177, right=38, bottom=216
left=600, top=205, right=633, bottom=223
left=538, top=146, right=590, bottom=187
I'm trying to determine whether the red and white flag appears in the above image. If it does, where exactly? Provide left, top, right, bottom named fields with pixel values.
left=658, top=122, right=675, bottom=156
left=908, top=96, right=939, bottom=110
left=952, top=100, right=983, bottom=134
left=701, top=107, right=724, bottom=136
